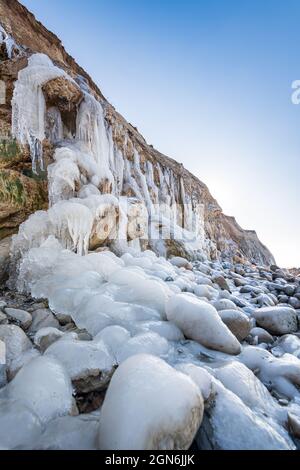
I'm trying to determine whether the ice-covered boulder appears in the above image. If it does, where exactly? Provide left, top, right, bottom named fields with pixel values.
left=2, top=356, right=73, bottom=424
left=117, top=332, right=170, bottom=364
left=0, top=340, right=6, bottom=388
left=175, top=363, right=214, bottom=402
left=249, top=327, right=274, bottom=344
left=45, top=336, right=115, bottom=392
left=194, top=284, right=218, bottom=300
left=29, top=308, right=60, bottom=334
left=98, top=354, right=203, bottom=450
left=0, top=399, right=43, bottom=450
left=34, top=327, right=65, bottom=352
left=0, top=324, right=34, bottom=378
left=35, top=412, right=100, bottom=450
left=4, top=308, right=32, bottom=330
left=195, top=379, right=295, bottom=450
left=239, top=346, right=300, bottom=399
left=166, top=294, right=241, bottom=355
left=218, top=309, right=251, bottom=341
left=253, top=306, right=298, bottom=335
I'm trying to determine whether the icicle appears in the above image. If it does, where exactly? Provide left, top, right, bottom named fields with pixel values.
left=12, top=53, right=67, bottom=172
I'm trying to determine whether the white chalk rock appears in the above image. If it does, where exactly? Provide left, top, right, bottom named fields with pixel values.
left=166, top=294, right=241, bottom=355
left=98, top=354, right=203, bottom=450
left=253, top=307, right=298, bottom=335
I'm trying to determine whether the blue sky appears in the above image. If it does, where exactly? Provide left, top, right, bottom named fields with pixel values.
left=21, top=0, right=300, bottom=267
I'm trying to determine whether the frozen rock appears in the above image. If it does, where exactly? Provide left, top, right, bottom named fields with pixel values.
left=194, top=284, right=218, bottom=300
left=45, top=337, right=115, bottom=392
left=2, top=356, right=73, bottom=424
left=0, top=340, right=6, bottom=388
left=34, top=327, right=65, bottom=352
left=94, top=325, right=131, bottom=360
left=288, top=413, right=300, bottom=439
left=213, top=298, right=238, bottom=311
left=218, top=309, right=251, bottom=341
left=4, top=308, right=32, bottom=330
left=98, top=354, right=203, bottom=450
left=35, top=412, right=100, bottom=450
left=212, top=275, right=230, bottom=292
left=166, top=294, right=241, bottom=355
left=239, top=346, right=300, bottom=399
left=250, top=327, right=274, bottom=344
left=0, top=324, right=32, bottom=375
left=253, top=306, right=298, bottom=335
left=195, top=379, right=294, bottom=450
left=169, top=256, right=193, bottom=270
left=215, top=362, right=285, bottom=423
left=117, top=332, right=170, bottom=364
left=0, top=399, right=43, bottom=450
left=0, top=312, right=8, bottom=325
left=133, top=320, right=184, bottom=342
left=29, top=308, right=60, bottom=334
left=175, top=363, right=214, bottom=402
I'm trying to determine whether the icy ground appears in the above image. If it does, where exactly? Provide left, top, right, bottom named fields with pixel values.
left=1, top=245, right=300, bottom=450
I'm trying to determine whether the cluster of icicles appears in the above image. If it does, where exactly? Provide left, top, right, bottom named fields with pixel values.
left=9, top=51, right=207, bottom=277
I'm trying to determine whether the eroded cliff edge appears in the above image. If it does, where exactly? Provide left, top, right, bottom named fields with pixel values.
left=0, top=0, right=275, bottom=266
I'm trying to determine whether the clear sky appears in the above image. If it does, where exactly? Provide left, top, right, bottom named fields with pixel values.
left=21, top=0, right=300, bottom=267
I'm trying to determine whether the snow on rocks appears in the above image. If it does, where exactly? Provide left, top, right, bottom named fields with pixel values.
left=218, top=309, right=251, bottom=341
left=98, top=354, right=204, bottom=450
left=166, top=294, right=241, bottom=355
left=1, top=356, right=73, bottom=424
left=253, top=306, right=298, bottom=335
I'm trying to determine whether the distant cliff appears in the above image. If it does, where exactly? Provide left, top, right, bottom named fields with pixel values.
left=0, top=0, right=275, bottom=266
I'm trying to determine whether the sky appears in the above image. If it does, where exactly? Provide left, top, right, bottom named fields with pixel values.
left=21, top=0, right=300, bottom=267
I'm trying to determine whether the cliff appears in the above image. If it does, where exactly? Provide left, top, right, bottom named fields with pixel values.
left=0, top=0, right=275, bottom=266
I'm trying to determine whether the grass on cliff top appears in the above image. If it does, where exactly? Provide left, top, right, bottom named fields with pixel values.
left=0, top=171, right=26, bottom=207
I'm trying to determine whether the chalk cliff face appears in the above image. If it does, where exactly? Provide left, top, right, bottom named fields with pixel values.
left=0, top=0, right=275, bottom=266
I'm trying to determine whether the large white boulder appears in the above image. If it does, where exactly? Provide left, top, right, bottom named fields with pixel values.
left=98, top=354, right=203, bottom=450
left=253, top=307, right=298, bottom=335
left=166, top=294, right=241, bottom=355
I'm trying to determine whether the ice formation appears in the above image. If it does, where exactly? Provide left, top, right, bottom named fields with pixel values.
left=12, top=54, right=67, bottom=172
left=0, top=24, right=23, bottom=60
left=4, top=45, right=300, bottom=452
left=98, top=354, right=204, bottom=450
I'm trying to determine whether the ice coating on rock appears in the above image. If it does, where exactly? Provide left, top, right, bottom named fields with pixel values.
left=0, top=399, right=43, bottom=450
left=2, top=356, right=73, bottom=424
left=0, top=24, right=23, bottom=59
left=12, top=54, right=67, bottom=171
left=98, top=354, right=204, bottom=450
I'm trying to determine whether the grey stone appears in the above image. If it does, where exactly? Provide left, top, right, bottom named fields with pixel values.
left=253, top=307, right=298, bottom=335
left=29, top=308, right=60, bottom=334
left=4, top=308, right=32, bottom=330
left=0, top=237, right=11, bottom=284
